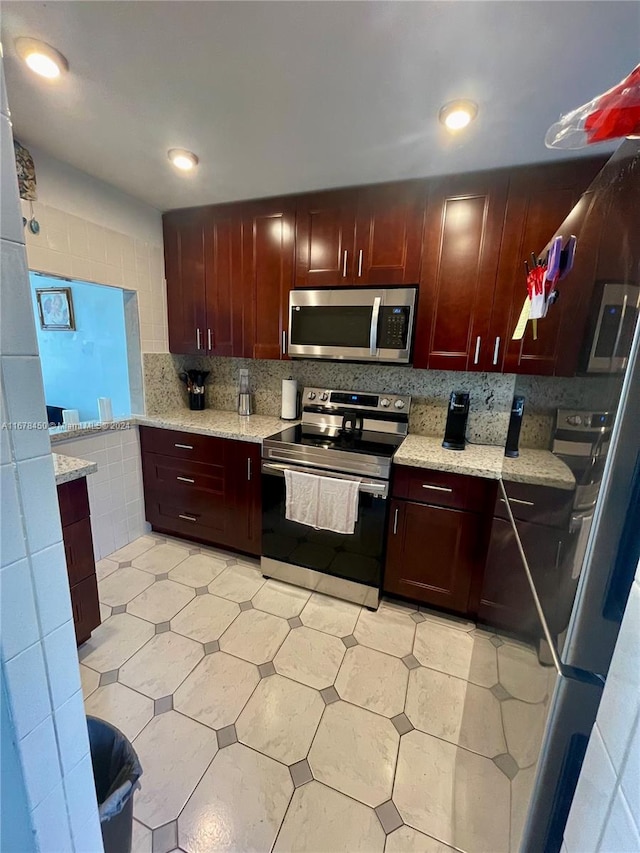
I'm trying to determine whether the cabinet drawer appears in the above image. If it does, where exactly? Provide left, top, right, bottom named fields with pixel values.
left=392, top=466, right=494, bottom=512
left=70, top=574, right=101, bottom=646
left=145, top=496, right=230, bottom=546
left=142, top=452, right=225, bottom=498
left=63, top=517, right=96, bottom=586
left=496, top=482, right=573, bottom=528
left=139, top=425, right=227, bottom=463
left=57, top=478, right=90, bottom=527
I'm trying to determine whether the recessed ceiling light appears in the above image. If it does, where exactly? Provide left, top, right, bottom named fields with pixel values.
left=168, top=149, right=199, bottom=172
left=439, top=99, right=478, bottom=132
left=15, top=37, right=68, bottom=79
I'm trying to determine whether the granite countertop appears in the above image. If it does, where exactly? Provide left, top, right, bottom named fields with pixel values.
left=49, top=417, right=133, bottom=444
left=501, top=448, right=576, bottom=491
left=136, top=410, right=296, bottom=443
left=53, top=453, right=98, bottom=485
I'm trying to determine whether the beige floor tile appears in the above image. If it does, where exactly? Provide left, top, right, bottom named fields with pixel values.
left=379, top=598, right=418, bottom=615
left=502, top=698, right=549, bottom=768
left=419, top=607, right=475, bottom=633
left=132, top=819, right=152, bottom=853
left=207, top=563, right=266, bottom=602
left=405, top=667, right=506, bottom=758
left=173, top=652, right=260, bottom=730
left=108, top=535, right=157, bottom=564
left=85, top=682, right=153, bottom=741
left=497, top=643, right=549, bottom=703
left=274, top=781, right=385, bottom=853
left=236, top=674, right=324, bottom=764
left=168, top=553, right=227, bottom=588
left=299, top=592, right=361, bottom=637
left=171, top=594, right=239, bottom=644
left=219, top=609, right=289, bottom=665
left=413, top=621, right=498, bottom=687
left=80, top=613, right=155, bottom=673
left=335, top=645, right=408, bottom=718
left=127, top=579, right=195, bottom=623
left=510, top=764, right=537, bottom=852
left=80, top=664, right=100, bottom=699
left=252, top=579, right=311, bottom=619
left=178, top=743, right=292, bottom=853
left=99, top=567, right=154, bottom=607
left=274, top=626, right=345, bottom=689
left=132, top=543, right=190, bottom=575
left=100, top=602, right=111, bottom=622
left=119, top=632, right=203, bottom=699
left=309, top=701, right=399, bottom=808
left=385, top=825, right=456, bottom=852
left=354, top=607, right=415, bottom=658
left=133, top=711, right=217, bottom=830
left=96, top=557, right=119, bottom=582
left=393, top=730, right=510, bottom=851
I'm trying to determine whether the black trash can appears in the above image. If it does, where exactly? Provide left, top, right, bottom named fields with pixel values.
left=87, top=716, right=143, bottom=853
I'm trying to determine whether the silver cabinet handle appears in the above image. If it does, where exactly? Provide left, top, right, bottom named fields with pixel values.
left=474, top=336, right=481, bottom=365
left=358, top=249, right=363, bottom=277
left=370, top=296, right=381, bottom=356
left=493, top=336, right=501, bottom=366
left=176, top=476, right=194, bottom=484
left=499, top=497, right=535, bottom=507
left=207, top=328, right=212, bottom=351
left=179, top=513, right=197, bottom=522
left=247, top=457, right=252, bottom=481
left=196, top=328, right=202, bottom=350
left=342, top=250, right=348, bottom=277
left=174, top=443, right=193, bottom=450
left=282, top=330, right=287, bottom=357
left=422, top=484, right=453, bottom=493
left=393, top=507, right=399, bottom=535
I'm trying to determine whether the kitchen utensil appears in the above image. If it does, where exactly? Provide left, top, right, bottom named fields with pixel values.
left=442, top=391, right=470, bottom=451
left=179, top=370, right=210, bottom=410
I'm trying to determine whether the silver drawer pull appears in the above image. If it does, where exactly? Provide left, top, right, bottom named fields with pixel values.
left=176, top=476, right=195, bottom=484
left=500, top=497, right=535, bottom=507
left=422, top=484, right=453, bottom=493
left=174, top=443, right=193, bottom=450
left=179, top=513, right=197, bottom=522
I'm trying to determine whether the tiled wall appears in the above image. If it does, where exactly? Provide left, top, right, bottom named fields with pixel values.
left=53, top=426, right=148, bottom=560
left=0, top=60, right=103, bottom=851
left=563, top=558, right=640, bottom=852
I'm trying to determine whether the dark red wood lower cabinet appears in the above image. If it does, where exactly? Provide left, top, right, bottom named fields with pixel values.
left=70, top=574, right=101, bottom=646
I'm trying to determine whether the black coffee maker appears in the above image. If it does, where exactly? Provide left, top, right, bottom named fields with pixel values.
left=442, top=391, right=470, bottom=451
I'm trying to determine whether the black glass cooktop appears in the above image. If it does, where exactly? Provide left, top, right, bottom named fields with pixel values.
left=266, top=424, right=403, bottom=459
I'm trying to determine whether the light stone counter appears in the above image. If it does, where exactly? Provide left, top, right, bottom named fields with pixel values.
left=136, top=410, right=295, bottom=444
left=501, top=448, right=576, bottom=491
left=393, top=435, right=505, bottom=480
left=53, top=453, right=98, bottom=485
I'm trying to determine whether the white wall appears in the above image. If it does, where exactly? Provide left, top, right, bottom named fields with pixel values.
left=563, top=559, right=640, bottom=852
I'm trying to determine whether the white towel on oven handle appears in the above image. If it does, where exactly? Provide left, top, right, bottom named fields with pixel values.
left=284, top=469, right=321, bottom=529
left=284, top=469, right=360, bottom=534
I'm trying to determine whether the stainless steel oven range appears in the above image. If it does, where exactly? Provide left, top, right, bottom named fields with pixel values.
left=261, top=387, right=411, bottom=609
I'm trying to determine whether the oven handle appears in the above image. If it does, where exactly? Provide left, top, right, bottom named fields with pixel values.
left=261, top=461, right=388, bottom=498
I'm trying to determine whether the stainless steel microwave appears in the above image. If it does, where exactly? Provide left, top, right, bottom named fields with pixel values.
left=584, top=282, right=640, bottom=373
left=288, top=287, right=417, bottom=363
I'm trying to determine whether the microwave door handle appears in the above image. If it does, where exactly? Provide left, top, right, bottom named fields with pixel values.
left=370, top=297, right=381, bottom=356
left=611, top=292, right=629, bottom=367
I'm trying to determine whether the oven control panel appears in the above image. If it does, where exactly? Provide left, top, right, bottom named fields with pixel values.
left=555, top=409, right=613, bottom=432
left=304, top=388, right=411, bottom=415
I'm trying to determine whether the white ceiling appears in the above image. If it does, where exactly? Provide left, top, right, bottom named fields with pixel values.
left=2, top=1, right=638, bottom=212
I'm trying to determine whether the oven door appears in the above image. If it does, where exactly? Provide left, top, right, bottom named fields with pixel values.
left=261, top=461, right=388, bottom=589
left=586, top=283, right=640, bottom=373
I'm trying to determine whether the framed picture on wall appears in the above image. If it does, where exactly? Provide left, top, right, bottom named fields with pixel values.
left=36, top=287, right=76, bottom=331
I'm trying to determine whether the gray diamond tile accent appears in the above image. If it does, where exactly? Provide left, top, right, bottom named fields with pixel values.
left=288, top=616, right=303, bottom=628
left=111, top=604, right=127, bottom=615
left=152, top=820, right=177, bottom=853
left=375, top=800, right=403, bottom=834
left=320, top=686, right=340, bottom=705
left=341, top=634, right=358, bottom=648
left=289, top=759, right=313, bottom=788
left=391, top=713, right=414, bottom=736
left=493, top=753, right=519, bottom=780
left=239, top=600, right=254, bottom=612
left=217, top=724, right=238, bottom=749
left=410, top=612, right=427, bottom=623
left=155, top=621, right=171, bottom=634
left=490, top=635, right=504, bottom=648
left=118, top=560, right=132, bottom=568
left=490, top=683, right=512, bottom=701
left=99, top=670, right=118, bottom=687
left=258, top=661, right=276, bottom=678
left=154, top=695, right=173, bottom=715
left=155, top=572, right=170, bottom=581
left=401, top=654, right=421, bottom=670
left=204, top=640, right=220, bottom=655
left=195, top=586, right=209, bottom=596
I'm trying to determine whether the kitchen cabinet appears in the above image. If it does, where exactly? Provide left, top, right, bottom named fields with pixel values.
left=57, top=477, right=100, bottom=645
left=384, top=466, right=496, bottom=614
left=204, top=205, right=245, bottom=356
left=295, top=182, right=425, bottom=287
left=164, top=209, right=207, bottom=355
left=140, top=426, right=261, bottom=555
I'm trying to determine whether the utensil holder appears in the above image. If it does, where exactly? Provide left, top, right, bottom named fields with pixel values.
left=189, top=392, right=205, bottom=411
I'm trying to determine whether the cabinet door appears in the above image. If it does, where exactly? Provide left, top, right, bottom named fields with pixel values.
left=491, top=157, right=606, bottom=375
left=163, top=210, right=207, bottom=355
left=355, top=181, right=426, bottom=285
left=413, top=172, right=508, bottom=371
left=70, top=575, right=101, bottom=646
left=384, top=499, right=482, bottom=613
left=229, top=441, right=262, bottom=556
left=295, top=190, right=356, bottom=287
left=244, top=199, right=295, bottom=360
left=204, top=206, right=245, bottom=356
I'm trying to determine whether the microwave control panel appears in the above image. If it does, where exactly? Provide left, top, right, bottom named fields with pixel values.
left=378, top=307, right=410, bottom=348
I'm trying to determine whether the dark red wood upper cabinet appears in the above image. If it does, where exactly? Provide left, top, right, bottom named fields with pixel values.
left=164, top=209, right=207, bottom=355
left=243, top=198, right=295, bottom=360
left=490, top=157, right=606, bottom=376
left=295, top=190, right=357, bottom=287
left=413, top=171, right=508, bottom=371
left=203, top=206, right=245, bottom=357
